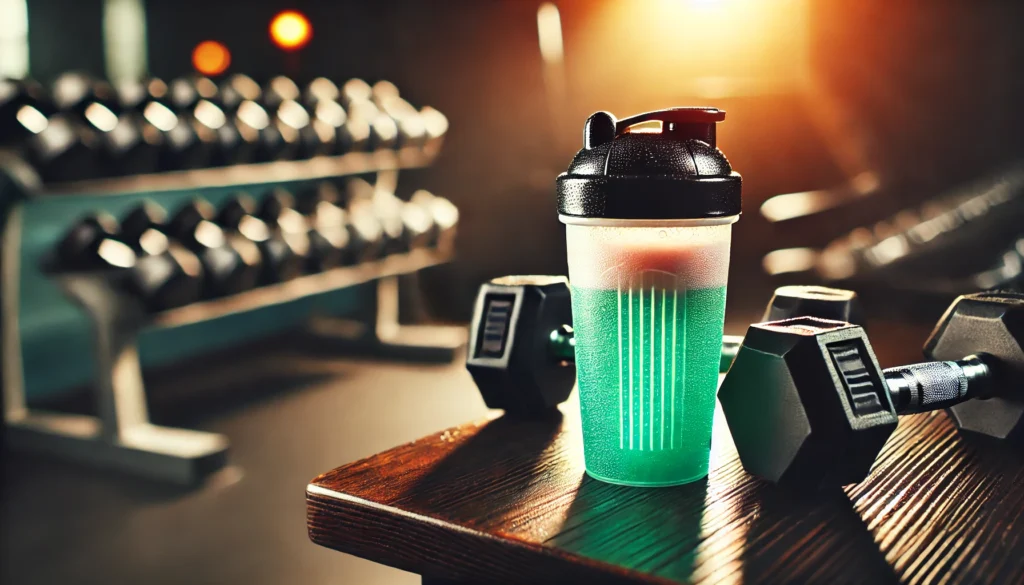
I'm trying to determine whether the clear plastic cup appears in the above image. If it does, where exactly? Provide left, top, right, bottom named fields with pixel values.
left=563, top=217, right=736, bottom=486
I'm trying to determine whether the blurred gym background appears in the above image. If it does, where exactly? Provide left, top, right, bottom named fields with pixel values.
left=2, top=0, right=1023, bottom=584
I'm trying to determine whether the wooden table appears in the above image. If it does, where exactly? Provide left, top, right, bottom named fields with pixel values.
left=306, top=389, right=1024, bottom=585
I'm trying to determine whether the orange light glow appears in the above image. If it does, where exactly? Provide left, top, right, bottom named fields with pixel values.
left=536, top=3, right=564, bottom=65
left=270, top=10, right=312, bottom=51
left=572, top=0, right=809, bottom=102
left=192, top=41, right=231, bottom=76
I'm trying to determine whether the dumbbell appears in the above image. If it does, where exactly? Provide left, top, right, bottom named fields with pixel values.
left=51, top=72, right=157, bottom=177
left=346, top=178, right=402, bottom=256
left=218, top=76, right=286, bottom=162
left=256, top=189, right=314, bottom=275
left=300, top=77, right=369, bottom=155
left=167, top=76, right=219, bottom=112
left=371, top=80, right=427, bottom=148
left=261, top=76, right=318, bottom=159
left=54, top=212, right=201, bottom=312
left=19, top=111, right=99, bottom=183
left=301, top=77, right=338, bottom=110
left=398, top=195, right=435, bottom=252
left=218, top=192, right=305, bottom=283
left=55, top=213, right=136, bottom=272
left=418, top=106, right=448, bottom=150
left=165, top=199, right=261, bottom=297
left=0, top=78, right=51, bottom=145
left=98, top=111, right=163, bottom=176
left=362, top=185, right=434, bottom=254
left=117, top=202, right=203, bottom=310
left=166, top=76, right=248, bottom=168
left=6, top=75, right=97, bottom=182
left=409, top=190, right=458, bottom=252
left=116, top=78, right=214, bottom=171
left=52, top=72, right=117, bottom=115
left=466, top=276, right=862, bottom=416
left=295, top=182, right=352, bottom=270
left=340, top=78, right=398, bottom=150
left=316, top=180, right=385, bottom=263
left=718, top=291, right=1024, bottom=490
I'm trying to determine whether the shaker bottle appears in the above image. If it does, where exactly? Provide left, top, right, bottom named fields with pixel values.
left=556, top=108, right=742, bottom=486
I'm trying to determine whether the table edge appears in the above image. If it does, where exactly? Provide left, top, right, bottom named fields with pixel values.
left=305, top=482, right=682, bottom=585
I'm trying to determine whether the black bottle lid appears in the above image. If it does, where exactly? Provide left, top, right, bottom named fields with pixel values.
left=556, top=107, right=741, bottom=222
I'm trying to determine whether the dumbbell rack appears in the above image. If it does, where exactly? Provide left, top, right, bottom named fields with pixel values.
left=1, top=144, right=465, bottom=484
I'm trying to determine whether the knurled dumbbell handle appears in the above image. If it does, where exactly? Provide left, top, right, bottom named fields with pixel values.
left=883, top=354, right=993, bottom=414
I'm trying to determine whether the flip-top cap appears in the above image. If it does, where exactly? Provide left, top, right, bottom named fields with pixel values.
left=557, top=107, right=741, bottom=221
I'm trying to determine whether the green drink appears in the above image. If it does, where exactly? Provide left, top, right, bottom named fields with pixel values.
left=572, top=284, right=727, bottom=486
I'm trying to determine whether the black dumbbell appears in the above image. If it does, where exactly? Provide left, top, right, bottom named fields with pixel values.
left=100, top=112, right=164, bottom=176
left=218, top=192, right=304, bottom=283
left=302, top=77, right=339, bottom=111
left=218, top=76, right=286, bottom=163
left=117, top=78, right=215, bottom=171
left=54, top=212, right=201, bottom=312
left=718, top=291, right=1024, bottom=490
left=345, top=179, right=391, bottom=259
left=55, top=213, right=136, bottom=272
left=167, top=76, right=219, bottom=112
left=315, top=180, right=384, bottom=263
left=466, top=277, right=863, bottom=416
left=260, top=76, right=318, bottom=159
left=166, top=77, right=249, bottom=168
left=117, top=202, right=203, bottom=310
left=256, top=189, right=314, bottom=275
left=371, top=80, right=427, bottom=148
left=51, top=72, right=117, bottom=115
left=400, top=200, right=434, bottom=252
left=295, top=182, right=352, bottom=270
left=218, top=74, right=260, bottom=112
left=409, top=190, right=458, bottom=251
left=168, top=75, right=249, bottom=165
left=12, top=75, right=100, bottom=182
left=418, top=106, right=448, bottom=150
left=165, top=199, right=261, bottom=297
left=340, top=79, right=397, bottom=150
left=19, top=112, right=99, bottom=183
left=0, top=78, right=52, bottom=145
left=359, top=184, right=420, bottom=255
left=301, top=77, right=368, bottom=155
left=52, top=73, right=164, bottom=176
left=115, top=78, right=166, bottom=112
left=233, top=99, right=285, bottom=162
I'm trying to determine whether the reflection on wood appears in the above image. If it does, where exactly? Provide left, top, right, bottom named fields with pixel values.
left=307, top=402, right=1024, bottom=584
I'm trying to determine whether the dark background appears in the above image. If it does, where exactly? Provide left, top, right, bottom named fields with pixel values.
left=22, top=0, right=1024, bottom=323
left=5, top=1, right=1024, bottom=584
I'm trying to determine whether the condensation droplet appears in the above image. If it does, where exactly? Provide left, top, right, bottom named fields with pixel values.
left=659, top=230, right=668, bottom=239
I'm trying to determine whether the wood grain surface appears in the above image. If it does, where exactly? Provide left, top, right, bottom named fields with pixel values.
left=307, top=394, right=1024, bottom=585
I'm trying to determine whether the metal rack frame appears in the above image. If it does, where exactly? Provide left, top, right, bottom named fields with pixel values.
left=1, top=146, right=465, bottom=484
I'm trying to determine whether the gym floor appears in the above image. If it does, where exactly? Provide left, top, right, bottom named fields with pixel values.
left=1, top=334, right=489, bottom=585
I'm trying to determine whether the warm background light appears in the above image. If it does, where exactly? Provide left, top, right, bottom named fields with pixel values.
left=569, top=0, right=810, bottom=105
left=192, top=40, right=231, bottom=75
left=270, top=10, right=312, bottom=51
left=536, top=3, right=564, bottom=65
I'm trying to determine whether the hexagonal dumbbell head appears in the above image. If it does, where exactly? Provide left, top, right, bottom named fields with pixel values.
left=467, top=276, right=574, bottom=416
left=924, top=291, right=1024, bottom=442
left=762, top=285, right=864, bottom=325
left=56, top=213, right=135, bottom=271
left=410, top=190, right=458, bottom=252
left=718, top=317, right=898, bottom=489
